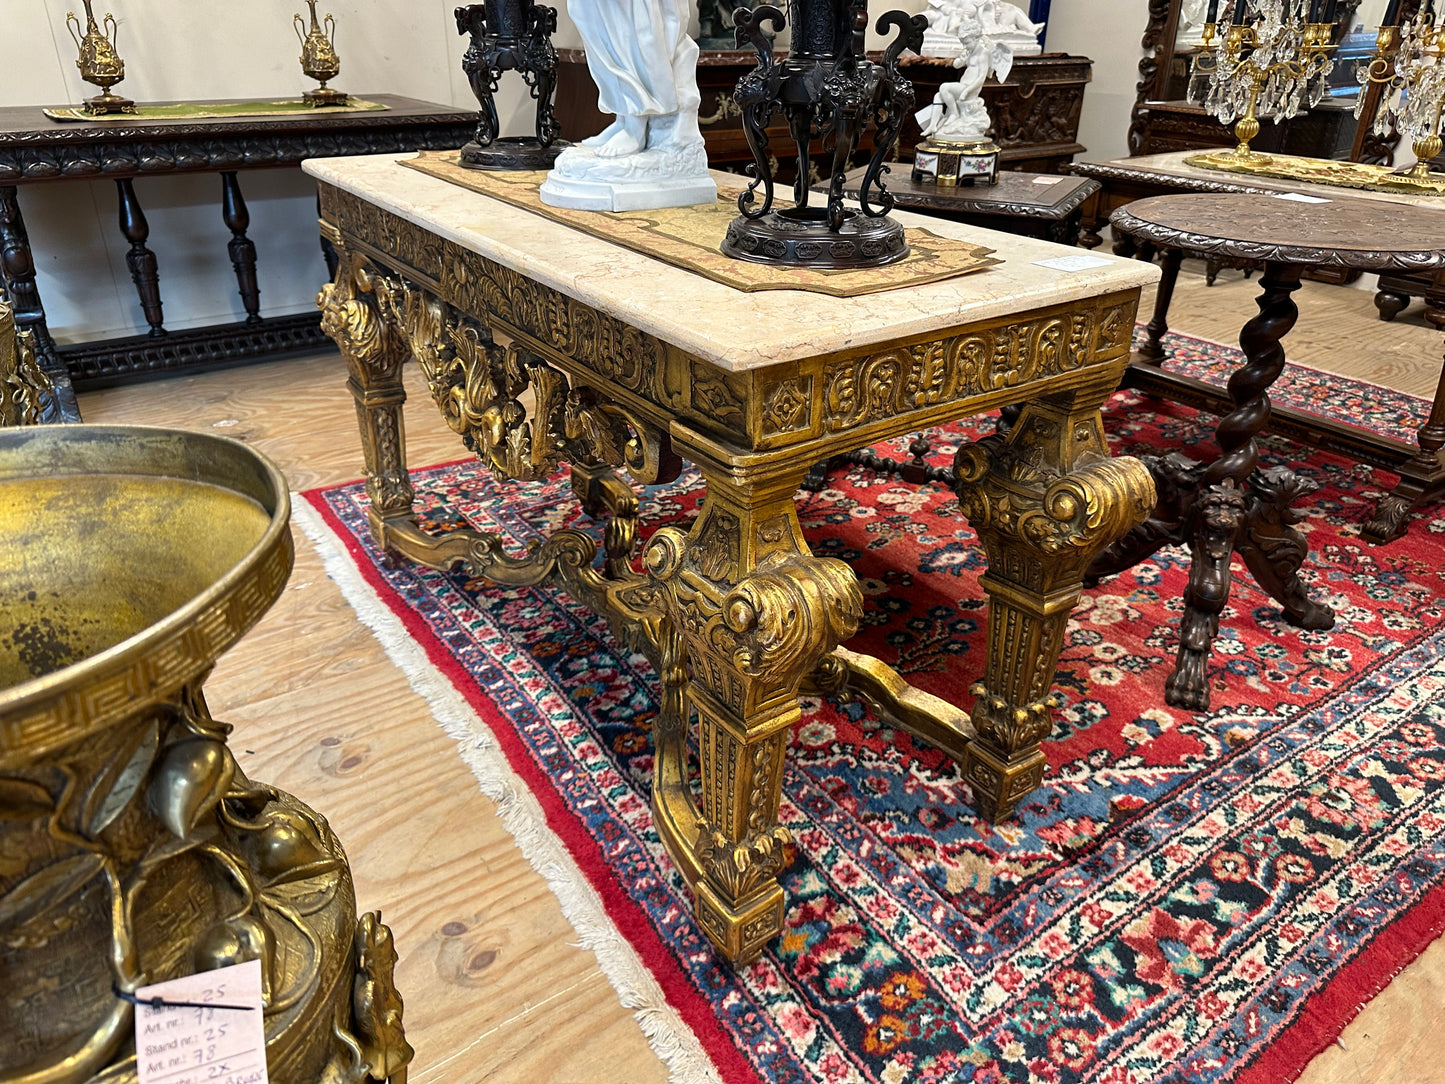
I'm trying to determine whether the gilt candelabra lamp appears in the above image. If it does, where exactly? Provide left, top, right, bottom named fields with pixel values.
left=1357, top=0, right=1445, bottom=181
left=722, top=1, right=928, bottom=268
left=1187, top=0, right=1340, bottom=167
left=456, top=1, right=565, bottom=170
left=295, top=0, right=348, bottom=106
left=65, top=0, right=134, bottom=116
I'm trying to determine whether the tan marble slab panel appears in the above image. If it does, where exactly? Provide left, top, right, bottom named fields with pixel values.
left=303, top=152, right=1160, bottom=375
left=1097, top=150, right=1445, bottom=209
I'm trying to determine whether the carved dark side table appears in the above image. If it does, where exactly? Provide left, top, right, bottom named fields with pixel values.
left=1094, top=192, right=1445, bottom=711
left=1074, top=151, right=1445, bottom=544
left=821, top=167, right=1102, bottom=246
left=0, top=95, right=474, bottom=420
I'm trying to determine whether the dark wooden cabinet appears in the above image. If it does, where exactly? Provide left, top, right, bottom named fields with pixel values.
left=555, top=50, right=1092, bottom=177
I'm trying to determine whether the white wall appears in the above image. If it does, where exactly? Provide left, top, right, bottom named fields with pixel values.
left=1043, top=0, right=1150, bottom=163
left=15, top=0, right=1134, bottom=346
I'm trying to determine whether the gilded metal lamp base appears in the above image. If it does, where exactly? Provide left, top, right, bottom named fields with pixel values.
left=721, top=207, right=910, bottom=269
left=0, top=425, right=412, bottom=1084
left=459, top=136, right=567, bottom=172
left=304, top=85, right=351, bottom=107
left=912, top=138, right=1001, bottom=187
left=82, top=91, right=136, bottom=115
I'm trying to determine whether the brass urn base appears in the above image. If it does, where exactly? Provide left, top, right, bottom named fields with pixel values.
left=722, top=206, right=910, bottom=268
left=0, top=426, right=411, bottom=1084
left=82, top=90, right=136, bottom=115
left=304, top=84, right=350, bottom=107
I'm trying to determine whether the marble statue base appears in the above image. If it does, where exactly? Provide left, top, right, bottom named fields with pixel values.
left=540, top=143, right=718, bottom=212
left=921, top=29, right=1041, bottom=58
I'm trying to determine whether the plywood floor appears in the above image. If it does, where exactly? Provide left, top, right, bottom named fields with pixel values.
left=76, top=261, right=1445, bottom=1083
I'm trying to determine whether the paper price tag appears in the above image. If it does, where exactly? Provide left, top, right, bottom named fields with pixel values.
left=134, top=959, right=268, bottom=1084
left=1273, top=192, right=1332, bottom=204
left=1033, top=176, right=1064, bottom=185
left=1034, top=254, right=1114, bottom=272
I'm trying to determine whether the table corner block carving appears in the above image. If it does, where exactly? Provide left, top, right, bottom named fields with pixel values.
left=314, top=166, right=1158, bottom=962
left=0, top=425, right=412, bottom=1083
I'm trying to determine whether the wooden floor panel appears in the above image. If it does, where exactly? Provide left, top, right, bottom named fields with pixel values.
left=75, top=264, right=1445, bottom=1083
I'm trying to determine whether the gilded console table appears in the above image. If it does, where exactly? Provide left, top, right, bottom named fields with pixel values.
left=0, top=95, right=474, bottom=420
left=308, top=152, right=1159, bottom=964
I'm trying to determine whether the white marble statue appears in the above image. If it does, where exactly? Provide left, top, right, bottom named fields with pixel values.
left=921, top=0, right=1043, bottom=59
left=539, top=0, right=717, bottom=212
left=916, top=0, right=1038, bottom=143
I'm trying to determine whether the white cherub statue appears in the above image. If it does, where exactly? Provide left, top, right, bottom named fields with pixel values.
left=921, top=0, right=1043, bottom=60
left=916, top=0, right=1039, bottom=143
left=539, top=0, right=718, bottom=212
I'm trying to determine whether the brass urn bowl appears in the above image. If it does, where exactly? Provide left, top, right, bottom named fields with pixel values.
left=0, top=426, right=410, bottom=1084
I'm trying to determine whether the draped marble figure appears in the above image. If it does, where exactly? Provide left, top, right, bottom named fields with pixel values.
left=540, top=0, right=717, bottom=210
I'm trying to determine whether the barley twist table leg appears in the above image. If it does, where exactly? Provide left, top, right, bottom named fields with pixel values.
left=954, top=389, right=1155, bottom=821
left=644, top=465, right=862, bottom=963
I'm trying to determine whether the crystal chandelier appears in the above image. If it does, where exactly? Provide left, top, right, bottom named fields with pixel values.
left=1357, top=2, right=1445, bottom=181
left=1188, top=0, right=1339, bottom=163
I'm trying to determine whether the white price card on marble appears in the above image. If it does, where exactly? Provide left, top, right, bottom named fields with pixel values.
left=1033, top=254, right=1115, bottom=272
left=1033, top=176, right=1064, bottom=185
left=1274, top=192, right=1332, bottom=204
left=133, top=959, right=268, bottom=1084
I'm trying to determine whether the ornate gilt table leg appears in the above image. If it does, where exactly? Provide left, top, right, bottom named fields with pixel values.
left=954, top=387, right=1154, bottom=821
left=645, top=463, right=862, bottom=963
left=317, top=228, right=417, bottom=557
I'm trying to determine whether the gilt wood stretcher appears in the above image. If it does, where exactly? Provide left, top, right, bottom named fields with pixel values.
left=307, top=153, right=1160, bottom=963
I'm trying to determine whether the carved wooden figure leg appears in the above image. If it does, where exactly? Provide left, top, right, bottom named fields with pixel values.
left=1137, top=248, right=1183, bottom=364
left=1362, top=303, right=1445, bottom=543
left=1165, top=479, right=1246, bottom=711
left=116, top=179, right=165, bottom=336
left=315, top=229, right=415, bottom=553
left=221, top=172, right=262, bottom=325
left=953, top=389, right=1154, bottom=821
left=645, top=462, right=863, bottom=962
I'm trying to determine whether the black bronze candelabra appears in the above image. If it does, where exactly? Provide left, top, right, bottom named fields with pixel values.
left=722, top=0, right=927, bottom=268
left=455, top=1, right=565, bottom=170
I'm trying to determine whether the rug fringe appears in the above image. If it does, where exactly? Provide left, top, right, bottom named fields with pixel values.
left=293, top=499, right=723, bottom=1084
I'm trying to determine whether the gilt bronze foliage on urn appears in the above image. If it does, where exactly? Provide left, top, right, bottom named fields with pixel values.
left=723, top=0, right=927, bottom=268
left=0, top=426, right=410, bottom=1083
left=456, top=1, right=566, bottom=171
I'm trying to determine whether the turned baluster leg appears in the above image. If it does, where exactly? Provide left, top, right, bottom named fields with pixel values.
left=645, top=463, right=862, bottom=963
left=1137, top=248, right=1183, bottom=364
left=0, top=185, right=79, bottom=421
left=1362, top=292, right=1445, bottom=543
left=115, top=179, right=165, bottom=337
left=221, top=172, right=262, bottom=325
left=954, top=388, right=1155, bottom=820
left=315, top=228, right=415, bottom=553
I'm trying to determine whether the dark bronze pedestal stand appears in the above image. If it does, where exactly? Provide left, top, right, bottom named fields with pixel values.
left=1090, top=192, right=1445, bottom=711
left=456, top=1, right=566, bottom=171
left=722, top=0, right=926, bottom=268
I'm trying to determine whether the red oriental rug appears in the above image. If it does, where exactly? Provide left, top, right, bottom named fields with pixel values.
left=299, top=331, right=1445, bottom=1084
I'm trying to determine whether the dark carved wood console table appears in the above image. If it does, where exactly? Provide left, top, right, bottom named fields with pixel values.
left=0, top=95, right=474, bottom=420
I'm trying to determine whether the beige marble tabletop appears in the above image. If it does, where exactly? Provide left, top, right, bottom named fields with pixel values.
left=1081, top=150, right=1445, bottom=210
left=304, top=153, right=1160, bottom=375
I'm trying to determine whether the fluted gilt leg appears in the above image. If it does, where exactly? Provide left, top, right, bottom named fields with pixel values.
left=954, top=387, right=1155, bottom=821
left=645, top=461, right=862, bottom=963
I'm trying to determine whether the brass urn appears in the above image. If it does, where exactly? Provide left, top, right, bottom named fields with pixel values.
left=0, top=426, right=411, bottom=1082
left=65, top=0, right=135, bottom=116
left=295, top=0, right=348, bottom=107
